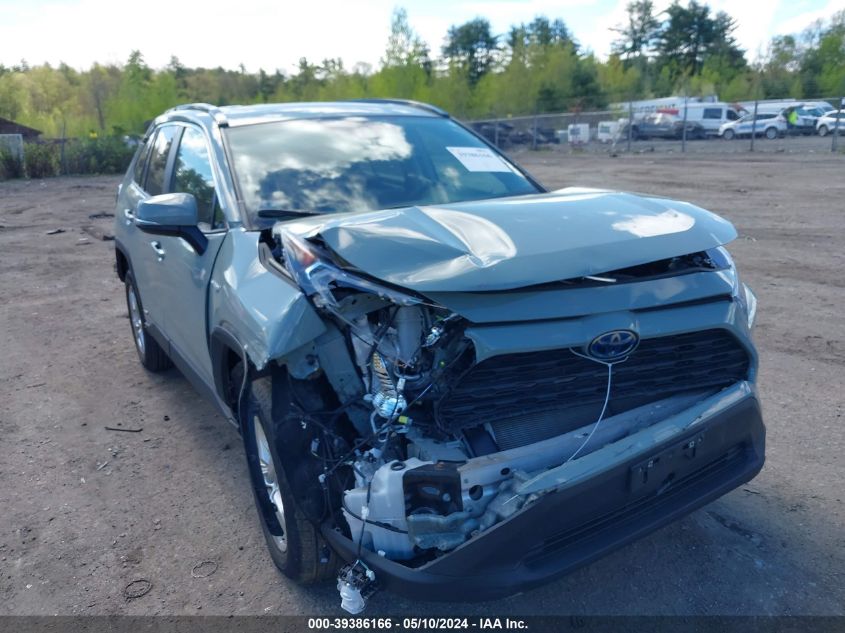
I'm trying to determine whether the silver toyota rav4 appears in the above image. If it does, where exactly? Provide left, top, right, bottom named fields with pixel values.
left=114, top=100, right=765, bottom=612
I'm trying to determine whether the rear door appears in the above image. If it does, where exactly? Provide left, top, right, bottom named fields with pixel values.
left=149, top=124, right=228, bottom=385
left=737, top=115, right=756, bottom=136
left=119, top=124, right=180, bottom=331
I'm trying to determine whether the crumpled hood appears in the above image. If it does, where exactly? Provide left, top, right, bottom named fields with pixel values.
left=278, top=188, right=737, bottom=293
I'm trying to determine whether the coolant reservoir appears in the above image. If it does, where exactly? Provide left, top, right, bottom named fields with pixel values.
left=343, top=457, right=429, bottom=560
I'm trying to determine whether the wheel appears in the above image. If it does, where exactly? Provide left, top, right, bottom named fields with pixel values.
left=242, top=375, right=338, bottom=584
left=723, top=128, right=735, bottom=140
left=124, top=271, right=171, bottom=372
left=765, top=127, right=778, bottom=140
left=818, top=125, right=829, bottom=137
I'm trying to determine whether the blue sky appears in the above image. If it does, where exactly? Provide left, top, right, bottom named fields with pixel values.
left=1, top=0, right=843, bottom=72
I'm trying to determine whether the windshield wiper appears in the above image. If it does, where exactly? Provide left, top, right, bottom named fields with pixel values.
left=257, top=208, right=323, bottom=219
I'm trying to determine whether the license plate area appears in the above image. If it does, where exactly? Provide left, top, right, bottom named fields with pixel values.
left=629, top=433, right=705, bottom=495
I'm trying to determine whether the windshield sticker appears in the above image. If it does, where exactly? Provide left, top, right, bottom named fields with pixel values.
left=446, top=147, right=512, bottom=172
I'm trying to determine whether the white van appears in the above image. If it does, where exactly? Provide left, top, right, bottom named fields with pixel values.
left=677, top=103, right=743, bottom=136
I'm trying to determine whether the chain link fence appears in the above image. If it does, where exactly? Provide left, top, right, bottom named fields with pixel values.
left=466, top=96, right=845, bottom=155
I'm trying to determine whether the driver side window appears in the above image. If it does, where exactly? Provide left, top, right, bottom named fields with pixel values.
left=170, top=127, right=223, bottom=230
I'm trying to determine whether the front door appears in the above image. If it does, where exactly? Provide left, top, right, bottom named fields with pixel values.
left=146, top=124, right=228, bottom=385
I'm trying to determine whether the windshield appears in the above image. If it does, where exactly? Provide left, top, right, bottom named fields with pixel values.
left=225, top=115, right=540, bottom=225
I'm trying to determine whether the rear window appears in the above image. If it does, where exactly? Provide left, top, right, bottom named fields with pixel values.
left=145, top=126, right=178, bottom=196
left=133, top=139, right=152, bottom=185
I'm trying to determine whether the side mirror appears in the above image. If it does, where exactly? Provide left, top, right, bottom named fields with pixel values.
left=135, top=193, right=207, bottom=254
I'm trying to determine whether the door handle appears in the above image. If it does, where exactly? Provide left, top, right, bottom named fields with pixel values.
left=150, top=241, right=166, bottom=261
left=123, top=208, right=135, bottom=225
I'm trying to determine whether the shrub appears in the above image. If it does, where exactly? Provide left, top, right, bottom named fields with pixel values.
left=23, top=143, right=60, bottom=179
left=0, top=147, right=24, bottom=180
left=64, top=137, right=135, bottom=175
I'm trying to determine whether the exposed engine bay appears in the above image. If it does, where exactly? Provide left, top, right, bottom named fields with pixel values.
left=266, top=225, right=750, bottom=573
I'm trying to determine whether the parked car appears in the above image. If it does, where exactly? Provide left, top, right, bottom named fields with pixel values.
left=816, top=110, right=845, bottom=136
left=621, top=112, right=707, bottom=140
left=508, top=126, right=558, bottom=146
left=719, top=112, right=786, bottom=139
left=114, top=100, right=765, bottom=612
left=470, top=120, right=514, bottom=147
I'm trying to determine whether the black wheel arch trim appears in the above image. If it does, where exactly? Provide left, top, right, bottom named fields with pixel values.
left=114, top=238, right=131, bottom=281
left=210, top=325, right=255, bottom=431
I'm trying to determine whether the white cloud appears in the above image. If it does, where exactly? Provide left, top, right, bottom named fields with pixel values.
left=773, top=0, right=845, bottom=37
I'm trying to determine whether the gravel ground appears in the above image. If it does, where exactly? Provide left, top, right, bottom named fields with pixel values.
left=1, top=149, right=843, bottom=616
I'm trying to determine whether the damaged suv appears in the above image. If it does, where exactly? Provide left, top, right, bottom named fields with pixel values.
left=114, top=100, right=765, bottom=612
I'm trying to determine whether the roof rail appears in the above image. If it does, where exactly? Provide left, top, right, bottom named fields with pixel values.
left=165, top=103, right=228, bottom=125
left=346, top=98, right=449, bottom=117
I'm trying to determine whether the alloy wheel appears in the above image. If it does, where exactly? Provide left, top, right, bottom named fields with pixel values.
left=254, top=416, right=287, bottom=552
left=127, top=286, right=145, bottom=355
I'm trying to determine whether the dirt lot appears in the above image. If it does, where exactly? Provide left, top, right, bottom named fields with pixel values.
left=1, top=150, right=843, bottom=616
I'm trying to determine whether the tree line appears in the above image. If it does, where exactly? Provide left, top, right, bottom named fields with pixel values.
left=1, top=1, right=844, bottom=140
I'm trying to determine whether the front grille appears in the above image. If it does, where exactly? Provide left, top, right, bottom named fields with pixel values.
left=436, top=329, right=750, bottom=448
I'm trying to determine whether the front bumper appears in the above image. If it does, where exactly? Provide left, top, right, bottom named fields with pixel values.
left=323, top=383, right=765, bottom=601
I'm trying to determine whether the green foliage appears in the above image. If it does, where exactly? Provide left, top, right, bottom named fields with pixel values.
left=0, top=147, right=24, bottom=180
left=64, top=137, right=135, bottom=175
left=23, top=143, right=59, bottom=178
left=442, top=18, right=498, bottom=85
left=653, top=1, right=745, bottom=86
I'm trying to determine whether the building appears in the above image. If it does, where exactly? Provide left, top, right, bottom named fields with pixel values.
left=0, top=117, right=42, bottom=140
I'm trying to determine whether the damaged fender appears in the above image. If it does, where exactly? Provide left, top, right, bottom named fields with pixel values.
left=208, top=229, right=326, bottom=371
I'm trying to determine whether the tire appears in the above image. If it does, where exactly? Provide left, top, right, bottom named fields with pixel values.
left=765, top=127, right=778, bottom=140
left=242, top=375, right=338, bottom=584
left=818, top=125, right=828, bottom=137
left=723, top=129, right=735, bottom=140
left=124, top=271, right=171, bottom=372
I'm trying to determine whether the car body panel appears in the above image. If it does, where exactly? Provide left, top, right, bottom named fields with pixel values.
left=278, top=187, right=737, bottom=293
left=117, top=178, right=170, bottom=330
left=207, top=229, right=327, bottom=370
left=155, top=229, right=228, bottom=384
left=425, top=268, right=738, bottom=323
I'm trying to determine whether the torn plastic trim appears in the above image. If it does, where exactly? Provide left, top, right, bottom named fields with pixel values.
left=339, top=383, right=754, bottom=565
left=454, top=389, right=714, bottom=499
left=514, top=381, right=755, bottom=496
left=424, top=382, right=754, bottom=551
